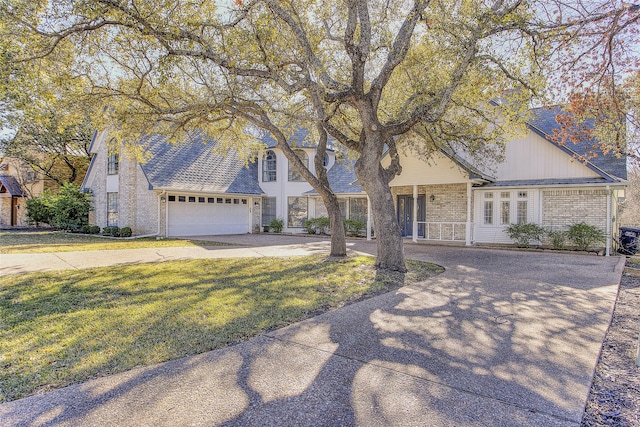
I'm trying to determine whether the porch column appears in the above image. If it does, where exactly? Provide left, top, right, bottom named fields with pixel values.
left=606, top=185, right=611, bottom=257
left=466, top=182, right=472, bottom=246
left=412, top=185, right=418, bottom=243
left=366, top=195, right=372, bottom=241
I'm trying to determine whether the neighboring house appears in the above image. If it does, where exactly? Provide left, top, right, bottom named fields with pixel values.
left=82, top=107, right=627, bottom=252
left=0, top=157, right=45, bottom=227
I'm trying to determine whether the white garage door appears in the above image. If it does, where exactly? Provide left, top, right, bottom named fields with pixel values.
left=167, top=196, right=250, bottom=236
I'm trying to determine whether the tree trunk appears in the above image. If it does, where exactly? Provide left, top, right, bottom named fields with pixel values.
left=320, top=191, right=347, bottom=257
left=354, top=141, right=406, bottom=272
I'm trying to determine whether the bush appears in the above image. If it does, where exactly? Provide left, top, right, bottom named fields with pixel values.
left=303, top=217, right=331, bottom=234
left=89, top=225, right=101, bottom=234
left=26, top=184, right=92, bottom=231
left=269, top=218, right=284, bottom=233
left=119, top=227, right=132, bottom=238
left=546, top=229, right=568, bottom=250
left=102, top=226, right=120, bottom=237
left=504, top=222, right=545, bottom=248
left=26, top=193, right=54, bottom=227
left=344, top=218, right=366, bottom=237
left=567, top=222, right=605, bottom=251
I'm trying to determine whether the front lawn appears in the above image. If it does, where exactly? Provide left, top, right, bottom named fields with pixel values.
left=0, top=255, right=443, bottom=403
left=0, top=231, right=230, bottom=254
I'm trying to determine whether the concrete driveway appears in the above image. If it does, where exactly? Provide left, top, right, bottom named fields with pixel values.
left=0, top=235, right=625, bottom=426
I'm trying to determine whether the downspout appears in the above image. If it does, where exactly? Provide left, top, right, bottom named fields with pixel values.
left=466, top=182, right=472, bottom=246
left=158, top=190, right=166, bottom=238
left=606, top=185, right=611, bottom=257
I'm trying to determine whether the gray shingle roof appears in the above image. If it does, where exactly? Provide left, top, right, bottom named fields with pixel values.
left=482, top=178, right=615, bottom=188
left=262, top=128, right=335, bottom=150
left=0, top=175, right=24, bottom=196
left=527, top=107, right=627, bottom=181
left=140, top=134, right=263, bottom=195
left=305, top=158, right=363, bottom=195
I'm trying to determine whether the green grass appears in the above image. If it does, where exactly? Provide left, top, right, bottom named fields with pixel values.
left=0, top=231, right=232, bottom=254
left=0, top=255, right=443, bottom=402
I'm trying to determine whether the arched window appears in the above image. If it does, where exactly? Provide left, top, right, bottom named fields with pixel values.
left=262, top=150, right=277, bottom=182
left=288, top=149, right=308, bottom=182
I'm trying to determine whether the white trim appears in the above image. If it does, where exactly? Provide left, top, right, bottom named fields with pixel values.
left=466, top=182, right=472, bottom=245
left=606, top=185, right=611, bottom=256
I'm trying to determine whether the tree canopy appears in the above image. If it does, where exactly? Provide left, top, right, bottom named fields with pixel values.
left=1, top=0, right=636, bottom=270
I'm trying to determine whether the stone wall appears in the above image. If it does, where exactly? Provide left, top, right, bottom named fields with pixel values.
left=392, top=183, right=468, bottom=222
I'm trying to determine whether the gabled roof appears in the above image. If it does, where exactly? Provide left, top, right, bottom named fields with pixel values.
left=527, top=107, right=627, bottom=181
left=0, top=175, right=24, bottom=196
left=263, top=128, right=335, bottom=151
left=140, top=134, right=263, bottom=195
left=305, top=158, right=364, bottom=195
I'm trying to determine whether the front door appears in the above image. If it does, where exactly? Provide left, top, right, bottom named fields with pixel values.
left=397, top=195, right=425, bottom=237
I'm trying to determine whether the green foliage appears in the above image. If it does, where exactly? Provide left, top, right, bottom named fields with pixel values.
left=25, top=192, right=54, bottom=227
left=303, top=217, right=330, bottom=234
left=269, top=218, right=284, bottom=233
left=25, top=184, right=91, bottom=231
left=546, top=229, right=568, bottom=250
left=344, top=218, right=366, bottom=237
left=567, top=222, right=605, bottom=251
left=504, top=223, right=546, bottom=248
left=119, top=227, right=132, bottom=238
left=102, top=226, right=120, bottom=237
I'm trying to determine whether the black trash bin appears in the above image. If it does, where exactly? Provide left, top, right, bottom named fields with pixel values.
left=618, top=227, right=640, bottom=255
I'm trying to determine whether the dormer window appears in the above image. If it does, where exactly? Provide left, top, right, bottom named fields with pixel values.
left=262, top=150, right=277, bottom=182
left=288, top=149, right=308, bottom=182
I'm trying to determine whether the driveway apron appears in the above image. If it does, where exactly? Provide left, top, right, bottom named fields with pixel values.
left=0, top=237, right=625, bottom=426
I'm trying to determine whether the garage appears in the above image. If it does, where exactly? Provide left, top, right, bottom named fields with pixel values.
left=167, top=194, right=250, bottom=236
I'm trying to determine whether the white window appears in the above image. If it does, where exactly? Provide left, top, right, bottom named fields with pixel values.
left=287, top=197, right=308, bottom=227
left=262, top=197, right=277, bottom=225
left=107, top=192, right=118, bottom=226
left=262, top=150, right=277, bottom=182
left=517, top=191, right=528, bottom=224
left=500, top=201, right=510, bottom=225
left=288, top=150, right=308, bottom=182
left=483, top=193, right=493, bottom=225
left=107, top=149, right=119, bottom=175
left=517, top=201, right=528, bottom=224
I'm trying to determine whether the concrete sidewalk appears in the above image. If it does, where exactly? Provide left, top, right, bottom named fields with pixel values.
left=0, top=237, right=626, bottom=426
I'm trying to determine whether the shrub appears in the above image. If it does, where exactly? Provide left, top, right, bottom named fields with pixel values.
left=304, top=217, right=331, bottom=234
left=269, top=218, right=284, bottom=233
left=120, top=227, right=132, bottom=238
left=89, top=225, right=101, bottom=234
left=546, top=229, right=568, bottom=250
left=567, top=222, right=605, bottom=251
left=26, top=192, right=54, bottom=227
left=504, top=222, right=545, bottom=248
left=102, top=226, right=120, bottom=237
left=344, top=219, right=366, bottom=237
left=25, top=184, right=91, bottom=232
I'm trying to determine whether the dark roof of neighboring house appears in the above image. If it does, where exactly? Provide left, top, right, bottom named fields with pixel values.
left=527, top=106, right=627, bottom=181
left=140, top=134, right=263, bottom=195
left=263, top=128, right=335, bottom=151
left=0, top=175, right=24, bottom=196
left=305, top=158, right=364, bottom=195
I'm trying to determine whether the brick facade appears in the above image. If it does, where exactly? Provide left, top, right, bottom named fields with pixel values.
left=542, top=189, right=608, bottom=232
left=392, top=183, right=469, bottom=241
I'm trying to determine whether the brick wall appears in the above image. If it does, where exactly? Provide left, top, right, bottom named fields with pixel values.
left=392, top=183, right=468, bottom=222
left=542, top=189, right=607, bottom=231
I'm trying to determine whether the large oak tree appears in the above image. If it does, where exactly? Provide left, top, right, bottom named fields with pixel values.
left=1, top=0, right=636, bottom=270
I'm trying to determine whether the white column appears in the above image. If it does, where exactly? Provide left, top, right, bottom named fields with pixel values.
left=366, top=196, right=372, bottom=241
left=412, top=185, right=418, bottom=243
left=466, top=182, right=472, bottom=246
left=606, top=185, right=611, bottom=256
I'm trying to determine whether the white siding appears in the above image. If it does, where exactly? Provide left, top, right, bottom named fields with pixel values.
left=387, top=152, right=471, bottom=186
left=473, top=189, right=539, bottom=244
left=496, top=132, right=600, bottom=181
